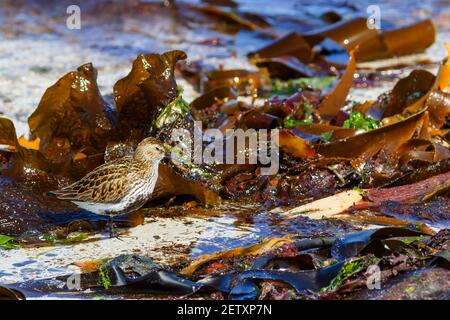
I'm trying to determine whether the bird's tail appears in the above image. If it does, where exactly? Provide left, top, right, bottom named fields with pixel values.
left=45, top=189, right=78, bottom=200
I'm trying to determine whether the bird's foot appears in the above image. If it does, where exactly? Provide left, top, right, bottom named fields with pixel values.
left=106, top=216, right=137, bottom=240
left=107, top=216, right=119, bottom=239
left=108, top=229, right=137, bottom=241
left=110, top=233, right=138, bottom=241
left=111, top=233, right=124, bottom=241
left=108, top=229, right=117, bottom=239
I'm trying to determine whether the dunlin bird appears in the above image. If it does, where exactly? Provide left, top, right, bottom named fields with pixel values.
left=51, top=137, right=168, bottom=237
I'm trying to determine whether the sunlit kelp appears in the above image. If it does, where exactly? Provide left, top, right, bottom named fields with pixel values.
left=114, top=50, right=187, bottom=140
left=28, top=63, right=114, bottom=164
left=317, top=50, right=356, bottom=119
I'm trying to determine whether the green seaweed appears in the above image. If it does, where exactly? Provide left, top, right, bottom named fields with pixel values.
left=352, top=186, right=364, bottom=195
left=343, top=112, right=380, bottom=131
left=42, top=233, right=56, bottom=243
left=321, top=256, right=379, bottom=292
left=169, top=143, right=216, bottom=180
left=321, top=132, right=332, bottom=141
left=398, top=236, right=428, bottom=245
left=59, top=232, right=89, bottom=245
left=154, top=86, right=190, bottom=129
left=98, top=266, right=112, bottom=290
left=271, top=76, right=336, bottom=95
left=283, top=104, right=314, bottom=128
left=283, top=115, right=313, bottom=128
left=0, top=234, right=19, bottom=250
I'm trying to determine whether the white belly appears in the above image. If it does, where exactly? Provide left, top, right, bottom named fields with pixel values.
left=72, top=201, right=130, bottom=215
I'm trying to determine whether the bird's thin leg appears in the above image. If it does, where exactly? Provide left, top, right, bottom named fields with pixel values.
left=106, top=214, right=137, bottom=241
left=108, top=215, right=114, bottom=238
left=107, top=215, right=126, bottom=241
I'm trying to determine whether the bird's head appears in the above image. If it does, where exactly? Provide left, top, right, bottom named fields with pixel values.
left=134, top=137, right=169, bottom=163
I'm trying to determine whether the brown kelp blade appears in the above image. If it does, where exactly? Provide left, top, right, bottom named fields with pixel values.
left=317, top=50, right=356, bottom=119
left=114, top=50, right=187, bottom=138
left=276, top=129, right=315, bottom=159
left=248, top=32, right=314, bottom=63
left=317, top=110, right=427, bottom=160
left=0, top=117, right=18, bottom=150
left=28, top=63, right=113, bottom=160
left=181, top=237, right=294, bottom=274
left=152, top=164, right=221, bottom=206
left=303, top=17, right=435, bottom=62
left=382, top=20, right=435, bottom=57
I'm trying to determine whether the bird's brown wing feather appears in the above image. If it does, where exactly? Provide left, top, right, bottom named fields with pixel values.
left=51, top=157, right=134, bottom=203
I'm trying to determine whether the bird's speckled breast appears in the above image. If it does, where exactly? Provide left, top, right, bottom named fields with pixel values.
left=116, top=161, right=160, bottom=215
